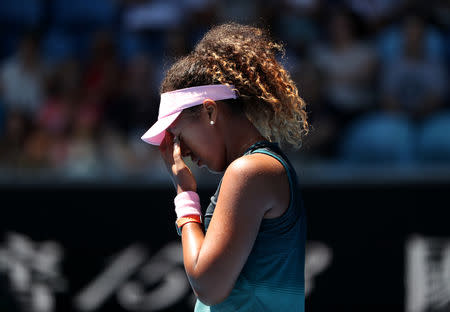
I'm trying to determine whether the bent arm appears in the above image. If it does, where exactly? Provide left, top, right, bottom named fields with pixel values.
left=179, top=155, right=277, bottom=305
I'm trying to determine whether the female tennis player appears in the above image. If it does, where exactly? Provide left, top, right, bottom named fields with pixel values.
left=141, top=23, right=308, bottom=311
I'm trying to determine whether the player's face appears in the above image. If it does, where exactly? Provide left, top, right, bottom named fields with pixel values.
left=168, top=105, right=226, bottom=173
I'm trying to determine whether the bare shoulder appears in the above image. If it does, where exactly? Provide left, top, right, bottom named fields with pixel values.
left=222, top=153, right=290, bottom=217
left=226, top=152, right=286, bottom=176
left=224, top=153, right=285, bottom=186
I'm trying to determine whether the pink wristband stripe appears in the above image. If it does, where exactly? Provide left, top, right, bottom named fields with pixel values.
left=174, top=191, right=201, bottom=219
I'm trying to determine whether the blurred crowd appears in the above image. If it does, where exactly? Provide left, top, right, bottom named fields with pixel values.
left=0, top=0, right=449, bottom=180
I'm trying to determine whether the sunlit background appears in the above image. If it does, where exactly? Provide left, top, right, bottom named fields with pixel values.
left=0, top=0, right=449, bottom=311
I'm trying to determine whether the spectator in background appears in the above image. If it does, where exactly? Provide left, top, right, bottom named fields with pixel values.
left=380, top=14, right=447, bottom=121
left=37, top=58, right=82, bottom=169
left=20, top=123, right=52, bottom=170
left=104, top=53, right=159, bottom=136
left=344, top=0, right=406, bottom=31
left=30, top=30, right=121, bottom=178
left=273, top=0, right=321, bottom=75
left=0, top=33, right=44, bottom=117
left=75, top=30, right=120, bottom=137
left=82, top=30, right=119, bottom=103
left=310, top=8, right=378, bottom=127
left=0, top=111, right=30, bottom=168
left=292, top=60, right=339, bottom=160
left=37, top=59, right=81, bottom=136
left=120, top=0, right=188, bottom=82
left=62, top=112, right=102, bottom=178
left=376, top=6, right=447, bottom=66
left=276, top=0, right=321, bottom=56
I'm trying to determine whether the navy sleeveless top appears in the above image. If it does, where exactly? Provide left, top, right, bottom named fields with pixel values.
left=195, top=140, right=306, bottom=312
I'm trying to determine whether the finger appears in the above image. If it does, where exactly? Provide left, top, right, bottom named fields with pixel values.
left=160, top=132, right=175, bottom=166
left=166, top=132, right=175, bottom=151
left=173, top=136, right=183, bottom=163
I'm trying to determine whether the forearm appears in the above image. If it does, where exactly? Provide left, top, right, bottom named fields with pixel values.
left=181, top=222, right=205, bottom=289
left=180, top=221, right=235, bottom=305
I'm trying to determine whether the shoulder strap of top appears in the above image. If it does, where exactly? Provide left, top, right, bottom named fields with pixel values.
left=247, top=141, right=303, bottom=228
left=248, top=145, right=295, bottom=209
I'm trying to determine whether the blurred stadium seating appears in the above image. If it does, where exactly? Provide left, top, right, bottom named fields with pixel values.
left=338, top=112, right=416, bottom=165
left=417, top=111, right=450, bottom=163
left=0, top=0, right=448, bottom=184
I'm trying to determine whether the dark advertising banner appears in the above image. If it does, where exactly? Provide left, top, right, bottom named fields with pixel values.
left=1, top=183, right=449, bottom=312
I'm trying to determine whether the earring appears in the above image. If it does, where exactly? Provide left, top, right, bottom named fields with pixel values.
left=210, top=120, right=215, bottom=125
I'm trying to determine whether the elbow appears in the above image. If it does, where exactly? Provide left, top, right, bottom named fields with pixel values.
left=195, top=289, right=230, bottom=306
left=189, top=272, right=233, bottom=306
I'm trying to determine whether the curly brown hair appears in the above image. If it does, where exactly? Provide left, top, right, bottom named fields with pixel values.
left=160, top=22, right=309, bottom=149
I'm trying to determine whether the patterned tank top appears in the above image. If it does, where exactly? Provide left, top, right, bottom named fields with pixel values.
left=194, top=140, right=306, bottom=312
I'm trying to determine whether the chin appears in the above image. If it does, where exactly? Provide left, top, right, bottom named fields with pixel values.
left=206, top=167, right=224, bottom=174
left=201, top=162, right=224, bottom=174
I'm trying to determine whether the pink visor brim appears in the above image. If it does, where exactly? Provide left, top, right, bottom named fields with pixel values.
left=141, top=84, right=237, bottom=146
left=140, top=111, right=181, bottom=145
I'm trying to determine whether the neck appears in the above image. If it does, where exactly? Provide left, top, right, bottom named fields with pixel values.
left=222, top=114, right=267, bottom=166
